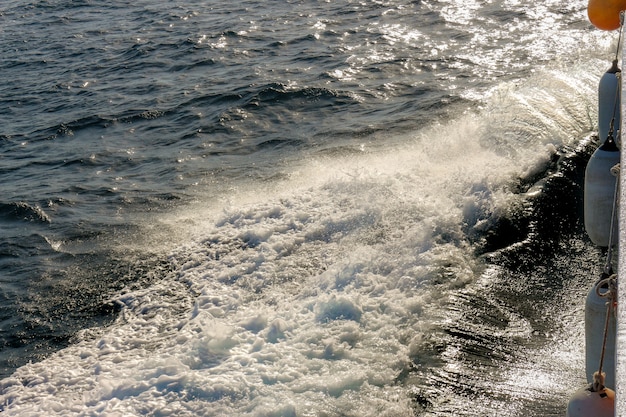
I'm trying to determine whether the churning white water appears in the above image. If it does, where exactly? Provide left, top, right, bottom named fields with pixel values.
left=0, top=59, right=604, bottom=415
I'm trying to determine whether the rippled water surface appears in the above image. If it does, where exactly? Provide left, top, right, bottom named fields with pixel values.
left=0, top=0, right=620, bottom=415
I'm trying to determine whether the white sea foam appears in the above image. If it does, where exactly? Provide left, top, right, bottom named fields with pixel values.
left=0, top=66, right=598, bottom=415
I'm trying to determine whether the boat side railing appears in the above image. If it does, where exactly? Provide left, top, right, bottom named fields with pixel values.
left=617, top=37, right=626, bottom=415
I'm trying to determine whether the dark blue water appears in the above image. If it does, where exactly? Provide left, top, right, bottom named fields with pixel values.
left=0, top=0, right=619, bottom=415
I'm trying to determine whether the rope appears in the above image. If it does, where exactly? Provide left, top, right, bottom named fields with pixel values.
left=588, top=9, right=623, bottom=396
left=603, top=163, right=620, bottom=274
left=591, top=165, right=619, bottom=392
left=606, top=13, right=624, bottom=142
left=614, top=12, right=624, bottom=63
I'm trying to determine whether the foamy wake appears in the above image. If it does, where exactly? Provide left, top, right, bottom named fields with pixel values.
left=0, top=66, right=596, bottom=416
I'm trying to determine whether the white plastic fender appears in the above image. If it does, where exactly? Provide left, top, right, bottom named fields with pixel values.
left=584, top=137, right=620, bottom=247
left=566, top=385, right=615, bottom=417
left=598, top=60, right=620, bottom=145
left=585, top=280, right=616, bottom=388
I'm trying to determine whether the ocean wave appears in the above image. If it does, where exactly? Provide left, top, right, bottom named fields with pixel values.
left=0, top=202, right=51, bottom=224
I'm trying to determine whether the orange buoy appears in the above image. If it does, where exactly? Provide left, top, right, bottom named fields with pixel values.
left=588, top=0, right=626, bottom=30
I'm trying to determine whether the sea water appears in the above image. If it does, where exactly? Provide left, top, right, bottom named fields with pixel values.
left=0, top=0, right=619, bottom=415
